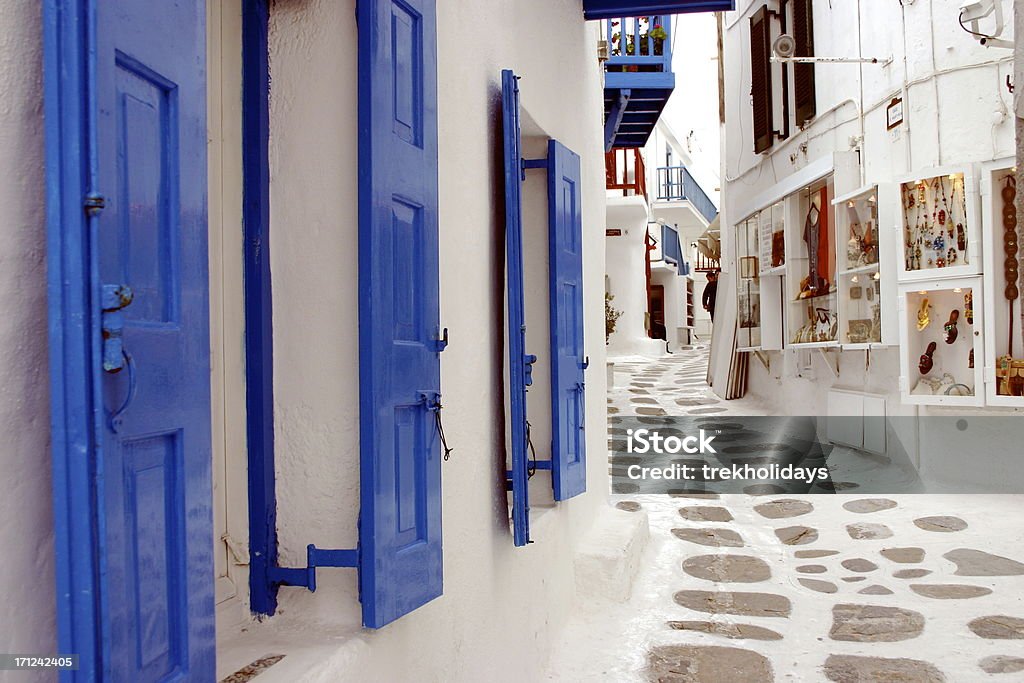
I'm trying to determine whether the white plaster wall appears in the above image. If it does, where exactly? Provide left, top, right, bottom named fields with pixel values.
left=0, top=2, right=57, bottom=680
left=718, top=1, right=1021, bottom=486
left=605, top=202, right=665, bottom=356
left=252, top=1, right=612, bottom=679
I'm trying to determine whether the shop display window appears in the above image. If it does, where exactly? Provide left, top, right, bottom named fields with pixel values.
left=736, top=214, right=762, bottom=349
left=899, top=278, right=985, bottom=406
left=898, top=169, right=979, bottom=281
left=787, top=176, right=838, bottom=346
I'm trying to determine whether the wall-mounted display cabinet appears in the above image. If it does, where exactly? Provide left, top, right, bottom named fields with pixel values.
left=833, top=185, right=899, bottom=348
left=786, top=175, right=839, bottom=347
left=758, top=201, right=785, bottom=275
left=897, top=166, right=981, bottom=283
left=898, top=277, right=985, bottom=406
left=735, top=214, right=762, bottom=350
left=981, top=158, right=1024, bottom=406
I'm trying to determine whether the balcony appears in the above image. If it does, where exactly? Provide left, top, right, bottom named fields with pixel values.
left=605, top=147, right=647, bottom=200
left=602, top=16, right=674, bottom=151
left=652, top=165, right=718, bottom=230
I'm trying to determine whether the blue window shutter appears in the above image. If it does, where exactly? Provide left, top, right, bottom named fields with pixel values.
left=502, top=69, right=532, bottom=546
left=548, top=140, right=588, bottom=501
left=358, top=0, right=444, bottom=627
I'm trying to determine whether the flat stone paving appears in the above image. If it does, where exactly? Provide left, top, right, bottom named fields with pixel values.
left=546, top=348, right=1024, bottom=682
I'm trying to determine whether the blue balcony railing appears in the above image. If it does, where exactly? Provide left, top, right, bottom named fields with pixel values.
left=605, top=16, right=673, bottom=74
left=660, top=224, right=690, bottom=276
left=656, top=165, right=718, bottom=224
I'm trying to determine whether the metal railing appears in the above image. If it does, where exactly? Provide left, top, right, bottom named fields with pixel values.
left=660, top=224, right=689, bottom=276
left=656, top=165, right=718, bottom=224
left=605, top=147, right=646, bottom=200
left=604, top=15, right=673, bottom=74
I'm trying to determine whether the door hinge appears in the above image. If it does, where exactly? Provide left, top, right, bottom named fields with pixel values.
left=268, top=544, right=358, bottom=592
left=84, top=193, right=106, bottom=217
left=524, top=354, right=538, bottom=386
left=433, top=327, right=449, bottom=353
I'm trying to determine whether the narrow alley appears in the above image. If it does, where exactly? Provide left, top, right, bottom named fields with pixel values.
left=548, top=347, right=1024, bottom=682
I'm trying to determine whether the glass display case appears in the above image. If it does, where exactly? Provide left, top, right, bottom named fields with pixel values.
left=899, top=277, right=985, bottom=406
left=835, top=186, right=884, bottom=346
left=758, top=201, right=785, bottom=275
left=981, top=159, right=1024, bottom=406
left=736, top=214, right=762, bottom=349
left=787, top=176, right=839, bottom=346
left=897, top=167, right=980, bottom=282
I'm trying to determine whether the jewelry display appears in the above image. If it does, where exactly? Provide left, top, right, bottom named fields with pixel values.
left=964, top=291, right=973, bottom=324
left=995, top=175, right=1023, bottom=396
left=902, top=174, right=969, bottom=272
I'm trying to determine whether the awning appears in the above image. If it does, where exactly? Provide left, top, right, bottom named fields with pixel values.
left=583, top=1, right=736, bottom=20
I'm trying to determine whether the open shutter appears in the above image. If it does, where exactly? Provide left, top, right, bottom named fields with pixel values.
left=792, top=0, right=816, bottom=126
left=548, top=141, right=588, bottom=501
left=502, top=69, right=532, bottom=546
left=750, top=5, right=774, bottom=154
left=358, top=0, right=443, bottom=628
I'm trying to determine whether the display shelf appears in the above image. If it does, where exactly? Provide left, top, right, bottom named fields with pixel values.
left=837, top=269, right=882, bottom=345
left=896, top=165, right=981, bottom=283
left=980, top=158, right=1024, bottom=406
left=735, top=214, right=762, bottom=350
left=786, top=174, right=839, bottom=346
left=898, top=277, right=985, bottom=406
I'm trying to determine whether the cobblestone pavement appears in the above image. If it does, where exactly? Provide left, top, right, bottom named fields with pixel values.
left=546, top=348, right=1024, bottom=682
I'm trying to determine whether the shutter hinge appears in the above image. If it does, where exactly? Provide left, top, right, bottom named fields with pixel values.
left=268, top=544, right=358, bottom=592
left=84, top=193, right=106, bottom=217
left=433, top=327, right=449, bottom=353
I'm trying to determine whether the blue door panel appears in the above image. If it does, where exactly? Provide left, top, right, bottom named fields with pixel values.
left=46, top=0, right=214, bottom=678
left=548, top=140, right=588, bottom=501
left=501, top=69, right=531, bottom=547
left=358, top=0, right=443, bottom=629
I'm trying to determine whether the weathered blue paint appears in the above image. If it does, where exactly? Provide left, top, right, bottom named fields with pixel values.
left=45, top=0, right=103, bottom=676
left=358, top=0, right=444, bottom=628
left=241, top=0, right=282, bottom=618
left=548, top=141, right=588, bottom=501
left=501, top=69, right=533, bottom=547
left=583, top=0, right=734, bottom=20
left=46, top=0, right=214, bottom=679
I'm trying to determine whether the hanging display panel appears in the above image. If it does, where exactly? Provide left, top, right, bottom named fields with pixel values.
left=981, top=159, right=1024, bottom=406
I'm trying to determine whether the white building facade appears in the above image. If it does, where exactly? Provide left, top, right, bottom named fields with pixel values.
left=715, top=0, right=1021, bottom=488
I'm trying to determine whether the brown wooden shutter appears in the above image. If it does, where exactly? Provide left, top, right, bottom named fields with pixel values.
left=793, top=0, right=816, bottom=126
left=750, top=6, right=774, bottom=154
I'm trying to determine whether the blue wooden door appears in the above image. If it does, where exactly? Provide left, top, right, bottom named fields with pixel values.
left=548, top=141, right=588, bottom=501
left=357, top=0, right=444, bottom=628
left=501, top=69, right=532, bottom=546
left=94, top=0, right=214, bottom=678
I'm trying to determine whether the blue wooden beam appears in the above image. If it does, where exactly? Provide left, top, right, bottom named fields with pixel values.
left=604, top=89, right=630, bottom=152
left=584, top=0, right=735, bottom=20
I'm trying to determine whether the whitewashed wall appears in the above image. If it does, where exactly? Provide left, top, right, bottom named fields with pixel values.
left=244, top=0, right=611, bottom=680
left=0, top=0, right=611, bottom=680
left=0, top=2, right=57, bottom=681
left=718, top=0, right=1020, bottom=487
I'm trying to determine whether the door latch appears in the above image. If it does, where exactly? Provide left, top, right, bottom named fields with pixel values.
left=101, top=284, right=133, bottom=372
left=524, top=354, right=538, bottom=386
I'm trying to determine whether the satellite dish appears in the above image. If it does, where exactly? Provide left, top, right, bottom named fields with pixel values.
left=773, top=34, right=796, bottom=58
